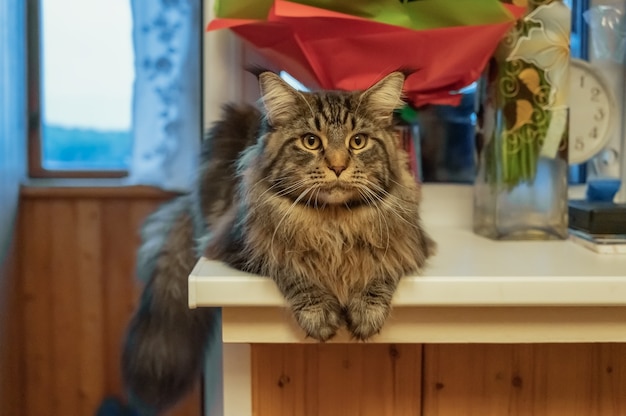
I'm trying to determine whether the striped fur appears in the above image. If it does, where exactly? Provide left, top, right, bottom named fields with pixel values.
left=122, top=72, right=434, bottom=412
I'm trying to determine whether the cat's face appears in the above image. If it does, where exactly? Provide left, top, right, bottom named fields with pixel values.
left=255, top=72, right=408, bottom=207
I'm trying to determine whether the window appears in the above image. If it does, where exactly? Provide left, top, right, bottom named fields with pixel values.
left=28, top=0, right=134, bottom=178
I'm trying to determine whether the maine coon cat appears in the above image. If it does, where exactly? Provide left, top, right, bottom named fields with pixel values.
left=122, top=71, right=435, bottom=412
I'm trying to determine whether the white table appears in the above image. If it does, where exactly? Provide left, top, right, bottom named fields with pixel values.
left=188, top=185, right=626, bottom=415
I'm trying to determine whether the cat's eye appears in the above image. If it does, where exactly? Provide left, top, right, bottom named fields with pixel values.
left=349, top=134, right=368, bottom=150
left=301, top=134, right=322, bottom=150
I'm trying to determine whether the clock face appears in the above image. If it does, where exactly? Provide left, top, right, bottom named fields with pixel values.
left=569, top=58, right=616, bottom=165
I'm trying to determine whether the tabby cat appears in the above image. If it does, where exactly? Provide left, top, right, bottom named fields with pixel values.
left=122, top=71, right=434, bottom=412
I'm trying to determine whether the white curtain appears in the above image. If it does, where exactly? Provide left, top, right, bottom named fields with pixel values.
left=127, top=0, right=201, bottom=192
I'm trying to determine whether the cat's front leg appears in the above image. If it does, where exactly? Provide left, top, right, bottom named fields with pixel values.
left=274, top=275, right=343, bottom=342
left=346, top=277, right=398, bottom=341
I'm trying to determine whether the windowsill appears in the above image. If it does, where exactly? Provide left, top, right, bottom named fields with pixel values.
left=20, top=178, right=182, bottom=199
left=187, top=183, right=626, bottom=344
left=22, top=176, right=130, bottom=188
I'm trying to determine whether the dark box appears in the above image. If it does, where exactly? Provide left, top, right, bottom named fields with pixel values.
left=568, top=200, right=626, bottom=235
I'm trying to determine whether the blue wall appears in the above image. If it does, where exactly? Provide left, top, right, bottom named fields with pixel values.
left=0, top=0, right=26, bottom=266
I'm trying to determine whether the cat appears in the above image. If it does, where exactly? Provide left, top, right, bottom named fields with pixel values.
left=122, top=71, right=435, bottom=412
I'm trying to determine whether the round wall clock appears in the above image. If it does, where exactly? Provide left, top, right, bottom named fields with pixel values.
left=568, top=57, right=617, bottom=165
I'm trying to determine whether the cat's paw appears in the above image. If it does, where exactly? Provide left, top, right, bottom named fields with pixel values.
left=292, top=298, right=343, bottom=342
left=345, top=295, right=391, bottom=341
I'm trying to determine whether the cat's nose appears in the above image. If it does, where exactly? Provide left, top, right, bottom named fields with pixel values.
left=329, top=165, right=346, bottom=177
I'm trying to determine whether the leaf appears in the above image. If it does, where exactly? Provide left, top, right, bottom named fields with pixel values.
left=518, top=67, right=541, bottom=95
left=509, top=99, right=533, bottom=132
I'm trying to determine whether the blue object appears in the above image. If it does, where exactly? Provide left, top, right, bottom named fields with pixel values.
left=96, top=397, right=147, bottom=416
left=586, top=179, right=621, bottom=202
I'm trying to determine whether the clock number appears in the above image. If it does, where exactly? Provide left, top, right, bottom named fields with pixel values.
left=594, top=108, right=605, bottom=121
left=574, top=137, right=585, bottom=151
left=589, top=126, right=598, bottom=139
left=579, top=75, right=585, bottom=88
left=590, top=87, right=601, bottom=102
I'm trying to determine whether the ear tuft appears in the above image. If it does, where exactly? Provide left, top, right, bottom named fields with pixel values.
left=258, top=72, right=300, bottom=126
left=360, top=72, right=406, bottom=123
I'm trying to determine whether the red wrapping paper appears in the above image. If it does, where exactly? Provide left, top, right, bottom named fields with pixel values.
left=208, top=0, right=524, bottom=106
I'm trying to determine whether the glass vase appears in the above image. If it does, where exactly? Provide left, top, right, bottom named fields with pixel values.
left=473, top=0, right=570, bottom=240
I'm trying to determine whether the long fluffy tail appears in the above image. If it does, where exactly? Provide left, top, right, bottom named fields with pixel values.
left=122, top=196, right=214, bottom=412
left=122, top=103, right=261, bottom=412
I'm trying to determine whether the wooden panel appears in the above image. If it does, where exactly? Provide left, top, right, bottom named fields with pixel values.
left=423, top=343, right=626, bottom=416
left=0, top=237, right=25, bottom=416
left=252, top=344, right=422, bottom=416
left=49, top=200, right=80, bottom=415
left=21, top=199, right=54, bottom=416
left=14, top=191, right=201, bottom=416
left=76, top=200, right=106, bottom=414
left=101, top=200, right=137, bottom=395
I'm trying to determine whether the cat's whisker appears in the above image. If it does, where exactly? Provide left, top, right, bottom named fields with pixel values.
left=357, top=187, right=390, bottom=254
left=377, top=200, right=420, bottom=231
left=314, top=187, right=321, bottom=209
left=309, top=183, right=322, bottom=208
left=378, top=201, right=391, bottom=259
left=249, top=174, right=305, bottom=196
left=274, top=180, right=310, bottom=198
left=389, top=178, right=419, bottom=191
left=270, top=186, right=314, bottom=262
left=358, top=184, right=420, bottom=237
left=248, top=177, right=289, bottom=199
left=362, top=180, right=414, bottom=214
left=357, top=189, right=381, bottom=242
left=377, top=194, right=413, bottom=215
left=306, top=188, right=316, bottom=207
left=253, top=178, right=310, bottom=205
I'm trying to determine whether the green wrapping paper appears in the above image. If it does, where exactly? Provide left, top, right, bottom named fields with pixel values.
left=214, top=0, right=519, bottom=30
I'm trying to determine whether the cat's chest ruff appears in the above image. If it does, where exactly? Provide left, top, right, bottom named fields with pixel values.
left=272, top=206, right=392, bottom=267
left=284, top=227, right=383, bottom=296
left=245, top=199, right=421, bottom=299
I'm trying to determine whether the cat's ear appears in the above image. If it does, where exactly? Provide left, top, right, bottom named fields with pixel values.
left=258, top=72, right=302, bottom=126
left=360, top=72, right=405, bottom=123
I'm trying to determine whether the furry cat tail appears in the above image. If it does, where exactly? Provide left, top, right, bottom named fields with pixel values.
left=121, top=196, right=216, bottom=412
left=121, top=104, right=262, bottom=412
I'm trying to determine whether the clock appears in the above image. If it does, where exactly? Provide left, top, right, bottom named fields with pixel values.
left=568, top=57, right=617, bottom=165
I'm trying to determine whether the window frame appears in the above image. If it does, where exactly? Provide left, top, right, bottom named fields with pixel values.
left=568, top=0, right=590, bottom=184
left=26, top=0, right=128, bottom=179
left=570, top=0, right=589, bottom=61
